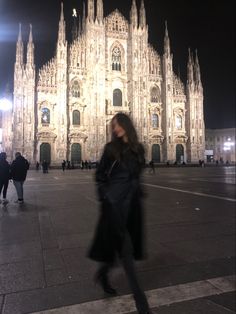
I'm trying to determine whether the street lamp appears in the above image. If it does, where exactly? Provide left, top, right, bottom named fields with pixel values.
left=223, top=138, right=235, bottom=151
left=0, top=98, right=12, bottom=111
left=0, top=98, right=12, bottom=152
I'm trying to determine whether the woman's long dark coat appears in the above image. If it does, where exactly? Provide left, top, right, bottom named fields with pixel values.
left=88, top=141, right=145, bottom=263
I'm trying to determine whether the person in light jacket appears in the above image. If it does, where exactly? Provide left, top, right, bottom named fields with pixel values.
left=88, top=113, right=151, bottom=314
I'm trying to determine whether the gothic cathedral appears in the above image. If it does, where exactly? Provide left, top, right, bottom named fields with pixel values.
left=2, top=0, right=205, bottom=165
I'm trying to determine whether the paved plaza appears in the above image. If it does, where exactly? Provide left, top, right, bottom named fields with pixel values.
left=0, top=166, right=235, bottom=314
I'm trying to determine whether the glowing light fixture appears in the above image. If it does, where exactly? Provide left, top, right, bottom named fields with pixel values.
left=223, top=139, right=235, bottom=151
left=0, top=98, right=12, bottom=111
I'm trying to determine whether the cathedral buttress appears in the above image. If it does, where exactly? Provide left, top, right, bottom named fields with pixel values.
left=194, top=50, right=204, bottom=160
left=24, top=24, right=36, bottom=162
left=128, top=0, right=139, bottom=132
left=86, top=0, right=105, bottom=160
left=186, top=49, right=204, bottom=162
left=56, top=2, right=68, bottom=160
left=12, top=23, right=25, bottom=159
left=162, top=21, right=174, bottom=161
left=137, top=0, right=148, bottom=143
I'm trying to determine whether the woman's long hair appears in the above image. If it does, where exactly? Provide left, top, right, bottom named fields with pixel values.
left=110, top=113, right=143, bottom=161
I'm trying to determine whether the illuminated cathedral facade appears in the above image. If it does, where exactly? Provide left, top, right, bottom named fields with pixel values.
left=2, top=0, right=205, bottom=165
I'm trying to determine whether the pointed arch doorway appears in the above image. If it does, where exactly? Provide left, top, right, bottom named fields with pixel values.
left=176, top=144, right=184, bottom=163
left=152, top=144, right=161, bottom=163
left=40, top=143, right=51, bottom=164
left=71, top=143, right=82, bottom=163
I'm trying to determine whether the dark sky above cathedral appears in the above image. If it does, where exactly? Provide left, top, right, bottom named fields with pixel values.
left=0, top=0, right=235, bottom=129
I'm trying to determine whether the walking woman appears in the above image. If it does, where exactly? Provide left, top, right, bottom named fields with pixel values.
left=0, top=152, right=11, bottom=204
left=88, top=113, right=151, bottom=314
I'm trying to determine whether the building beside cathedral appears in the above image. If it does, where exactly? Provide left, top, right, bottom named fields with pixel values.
left=1, top=0, right=205, bottom=165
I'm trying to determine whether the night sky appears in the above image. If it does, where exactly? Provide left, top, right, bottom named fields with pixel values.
left=0, top=0, right=235, bottom=129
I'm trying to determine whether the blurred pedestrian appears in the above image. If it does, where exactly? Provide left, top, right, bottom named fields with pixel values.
left=0, top=152, right=11, bottom=204
left=148, top=160, right=155, bottom=174
left=62, top=160, right=66, bottom=171
left=36, top=161, right=40, bottom=171
left=42, top=160, right=49, bottom=173
left=88, top=113, right=150, bottom=314
left=11, top=152, right=29, bottom=204
left=66, top=160, right=71, bottom=169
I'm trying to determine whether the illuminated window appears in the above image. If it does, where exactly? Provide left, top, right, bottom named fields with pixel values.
left=176, top=115, right=182, bottom=129
left=113, top=89, right=122, bottom=106
left=152, top=114, right=159, bottom=128
left=41, top=108, right=50, bottom=124
left=112, top=47, right=121, bottom=71
left=71, top=81, right=80, bottom=98
left=73, top=110, right=80, bottom=125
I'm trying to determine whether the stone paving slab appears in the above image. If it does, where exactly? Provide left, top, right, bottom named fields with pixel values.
left=57, top=232, right=93, bottom=250
left=43, top=248, right=65, bottom=271
left=149, top=298, right=235, bottom=314
left=207, top=292, right=236, bottom=312
left=159, top=235, right=235, bottom=263
left=45, top=268, right=72, bottom=287
left=0, top=240, right=41, bottom=265
left=2, top=280, right=102, bottom=314
left=0, top=207, right=40, bottom=246
left=0, top=258, right=45, bottom=295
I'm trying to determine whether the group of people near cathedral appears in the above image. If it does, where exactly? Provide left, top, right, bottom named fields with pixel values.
left=61, top=159, right=97, bottom=171
left=0, top=152, right=29, bottom=205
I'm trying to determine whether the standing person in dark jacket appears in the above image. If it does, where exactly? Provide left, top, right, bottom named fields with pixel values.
left=88, top=113, right=151, bottom=314
left=42, top=160, right=49, bottom=173
left=0, top=152, right=11, bottom=204
left=62, top=160, right=66, bottom=172
left=11, top=152, right=29, bottom=204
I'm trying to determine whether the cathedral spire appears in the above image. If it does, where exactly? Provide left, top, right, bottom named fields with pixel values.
left=87, top=0, right=94, bottom=23
left=60, top=1, right=64, bottom=21
left=164, top=21, right=171, bottom=56
left=96, top=0, right=104, bottom=23
left=139, top=0, right=146, bottom=29
left=16, top=23, right=24, bottom=65
left=72, top=8, right=78, bottom=41
left=78, top=13, right=82, bottom=36
left=194, top=49, right=202, bottom=89
left=57, top=2, right=66, bottom=43
left=26, top=24, right=34, bottom=65
left=187, top=48, right=194, bottom=86
left=18, top=23, right=22, bottom=42
left=130, top=0, right=138, bottom=28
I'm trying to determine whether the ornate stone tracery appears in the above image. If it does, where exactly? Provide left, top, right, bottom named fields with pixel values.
left=105, top=10, right=129, bottom=37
